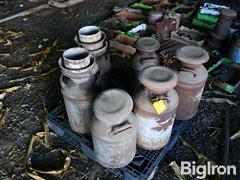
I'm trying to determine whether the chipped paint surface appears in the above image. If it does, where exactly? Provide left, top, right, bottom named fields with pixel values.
left=136, top=113, right=175, bottom=150
left=176, top=85, right=205, bottom=120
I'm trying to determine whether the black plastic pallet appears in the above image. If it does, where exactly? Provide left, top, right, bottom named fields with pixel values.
left=47, top=105, right=189, bottom=180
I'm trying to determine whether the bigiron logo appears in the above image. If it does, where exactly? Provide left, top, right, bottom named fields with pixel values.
left=180, top=161, right=237, bottom=179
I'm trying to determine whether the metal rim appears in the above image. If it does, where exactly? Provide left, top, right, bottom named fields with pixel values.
left=139, top=66, right=177, bottom=93
left=93, top=88, right=133, bottom=123
left=135, top=37, right=160, bottom=52
left=176, top=46, right=209, bottom=65
left=63, top=47, right=91, bottom=69
left=59, top=57, right=98, bottom=78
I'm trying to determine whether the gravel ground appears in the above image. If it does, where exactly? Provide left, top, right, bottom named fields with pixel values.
left=0, top=0, right=239, bottom=180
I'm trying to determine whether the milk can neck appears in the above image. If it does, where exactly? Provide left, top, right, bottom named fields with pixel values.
left=144, top=87, right=169, bottom=96
left=137, top=49, right=155, bottom=56
left=180, top=62, right=202, bottom=69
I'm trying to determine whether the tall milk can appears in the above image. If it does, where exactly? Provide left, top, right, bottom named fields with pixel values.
left=174, top=46, right=209, bottom=120
left=134, top=66, right=179, bottom=150
left=91, top=89, right=137, bottom=168
left=59, top=47, right=99, bottom=134
left=132, top=37, right=160, bottom=82
left=75, top=26, right=111, bottom=89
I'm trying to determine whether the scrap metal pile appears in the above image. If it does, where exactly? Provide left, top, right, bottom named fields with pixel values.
left=56, top=0, right=239, bottom=173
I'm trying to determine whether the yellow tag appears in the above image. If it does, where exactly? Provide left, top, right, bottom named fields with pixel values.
left=153, top=100, right=167, bottom=115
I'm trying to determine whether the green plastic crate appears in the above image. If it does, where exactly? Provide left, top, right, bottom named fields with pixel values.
left=197, top=12, right=219, bottom=24
left=192, top=18, right=216, bottom=30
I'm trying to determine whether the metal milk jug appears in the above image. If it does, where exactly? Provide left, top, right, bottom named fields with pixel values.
left=91, top=89, right=137, bottom=168
left=134, top=66, right=179, bottom=150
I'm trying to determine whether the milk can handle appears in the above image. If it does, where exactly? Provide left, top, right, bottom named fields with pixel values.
left=179, top=67, right=196, bottom=77
left=110, top=122, right=132, bottom=135
left=59, top=75, right=66, bottom=89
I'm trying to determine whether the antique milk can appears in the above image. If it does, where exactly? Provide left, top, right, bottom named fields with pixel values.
left=59, top=47, right=99, bottom=134
left=132, top=37, right=160, bottom=80
left=91, top=89, right=137, bottom=168
left=175, top=46, right=209, bottom=120
left=134, top=66, right=179, bottom=150
left=209, top=8, right=237, bottom=49
left=75, top=26, right=111, bottom=89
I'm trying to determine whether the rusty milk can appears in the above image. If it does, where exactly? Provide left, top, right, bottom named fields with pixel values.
left=91, top=89, right=137, bottom=168
left=59, top=47, right=99, bottom=134
left=175, top=46, right=209, bottom=120
left=134, top=66, right=179, bottom=150
left=75, top=26, right=111, bottom=89
left=132, top=37, right=160, bottom=81
left=209, top=8, right=237, bottom=49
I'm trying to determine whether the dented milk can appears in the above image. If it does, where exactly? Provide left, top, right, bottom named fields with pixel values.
left=91, top=89, right=137, bottom=168
left=75, top=26, right=111, bottom=89
left=59, top=47, right=99, bottom=134
left=132, top=37, right=160, bottom=80
left=175, top=46, right=209, bottom=120
left=134, top=66, right=179, bottom=150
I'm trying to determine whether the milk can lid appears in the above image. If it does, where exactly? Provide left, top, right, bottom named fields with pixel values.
left=139, top=66, right=177, bottom=93
left=93, top=89, right=133, bottom=123
left=135, top=37, right=160, bottom=52
left=221, top=9, right=237, bottom=18
left=176, top=46, right=209, bottom=65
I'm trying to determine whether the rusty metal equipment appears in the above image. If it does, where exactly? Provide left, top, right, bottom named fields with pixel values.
left=134, top=66, right=179, bottom=150
left=229, top=31, right=240, bottom=64
left=156, top=17, right=177, bottom=41
left=209, top=8, right=237, bottom=49
left=75, top=27, right=111, bottom=89
left=91, top=89, right=137, bottom=168
left=174, top=46, right=209, bottom=120
left=132, top=37, right=160, bottom=82
left=147, top=10, right=164, bottom=25
left=59, top=47, right=99, bottom=134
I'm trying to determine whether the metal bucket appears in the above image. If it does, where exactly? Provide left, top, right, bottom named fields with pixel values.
left=175, top=46, right=209, bottom=120
left=134, top=66, right=178, bottom=150
left=59, top=49, right=99, bottom=134
left=91, top=89, right=137, bottom=168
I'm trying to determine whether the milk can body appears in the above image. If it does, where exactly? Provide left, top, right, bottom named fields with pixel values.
left=174, top=46, right=209, bottom=120
left=134, top=89, right=178, bottom=150
left=59, top=47, right=98, bottom=134
left=91, top=89, right=137, bottom=168
left=134, top=66, right=178, bottom=150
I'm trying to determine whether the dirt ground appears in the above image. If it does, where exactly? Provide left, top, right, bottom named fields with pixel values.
left=0, top=0, right=239, bottom=180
